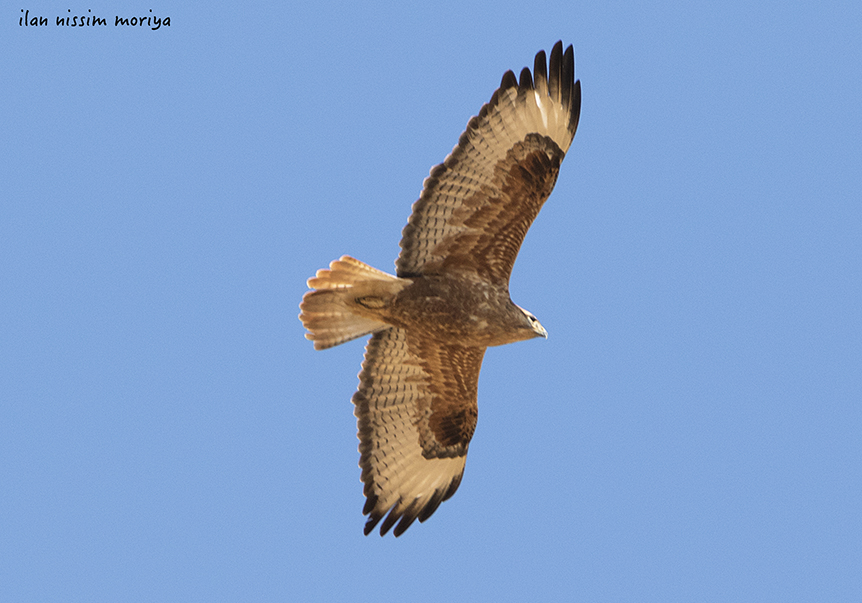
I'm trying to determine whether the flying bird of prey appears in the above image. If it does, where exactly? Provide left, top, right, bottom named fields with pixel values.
left=299, top=42, right=581, bottom=536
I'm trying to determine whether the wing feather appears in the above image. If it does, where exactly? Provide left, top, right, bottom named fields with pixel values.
left=353, top=328, right=485, bottom=536
left=396, top=41, right=581, bottom=283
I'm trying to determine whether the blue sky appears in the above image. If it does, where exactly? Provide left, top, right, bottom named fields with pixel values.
left=2, top=1, right=860, bottom=601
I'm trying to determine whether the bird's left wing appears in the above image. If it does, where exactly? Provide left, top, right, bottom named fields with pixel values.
left=353, top=327, right=486, bottom=536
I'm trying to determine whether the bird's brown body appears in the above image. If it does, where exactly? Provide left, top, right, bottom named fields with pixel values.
left=356, top=273, right=541, bottom=347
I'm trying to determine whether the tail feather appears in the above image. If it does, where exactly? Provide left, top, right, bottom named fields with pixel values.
left=307, top=256, right=399, bottom=289
left=299, top=256, right=406, bottom=350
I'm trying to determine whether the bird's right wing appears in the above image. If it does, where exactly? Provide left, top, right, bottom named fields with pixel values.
left=396, top=41, right=581, bottom=287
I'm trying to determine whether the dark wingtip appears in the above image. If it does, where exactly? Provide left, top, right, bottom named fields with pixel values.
left=364, top=513, right=382, bottom=536
left=361, top=469, right=466, bottom=536
left=393, top=501, right=422, bottom=537
left=551, top=40, right=564, bottom=57
left=571, top=79, right=582, bottom=136
left=561, top=44, right=574, bottom=111
left=500, top=69, right=518, bottom=90
left=362, top=492, right=383, bottom=535
left=536, top=42, right=581, bottom=138
left=533, top=49, right=548, bottom=88
left=518, top=66, right=533, bottom=89
left=378, top=512, right=399, bottom=536
left=548, top=41, right=563, bottom=101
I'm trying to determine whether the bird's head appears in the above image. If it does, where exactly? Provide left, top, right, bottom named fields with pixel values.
left=517, top=305, right=548, bottom=340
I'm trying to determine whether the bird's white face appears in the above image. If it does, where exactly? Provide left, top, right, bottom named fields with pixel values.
left=519, top=307, right=548, bottom=339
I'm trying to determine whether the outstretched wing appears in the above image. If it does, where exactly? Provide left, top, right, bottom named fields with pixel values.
left=396, top=41, right=581, bottom=286
left=353, top=327, right=486, bottom=536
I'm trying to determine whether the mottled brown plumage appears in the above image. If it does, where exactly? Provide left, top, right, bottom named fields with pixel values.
left=299, top=42, right=581, bottom=536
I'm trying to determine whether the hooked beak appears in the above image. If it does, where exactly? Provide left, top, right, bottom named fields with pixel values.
left=533, top=320, right=548, bottom=339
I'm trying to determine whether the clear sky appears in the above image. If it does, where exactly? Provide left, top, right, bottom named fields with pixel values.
left=3, top=1, right=861, bottom=601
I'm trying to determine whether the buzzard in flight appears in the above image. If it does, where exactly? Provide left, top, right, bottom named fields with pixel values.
left=299, top=42, right=581, bottom=536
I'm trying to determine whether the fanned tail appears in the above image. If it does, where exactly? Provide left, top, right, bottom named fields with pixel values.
left=299, top=256, right=407, bottom=350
